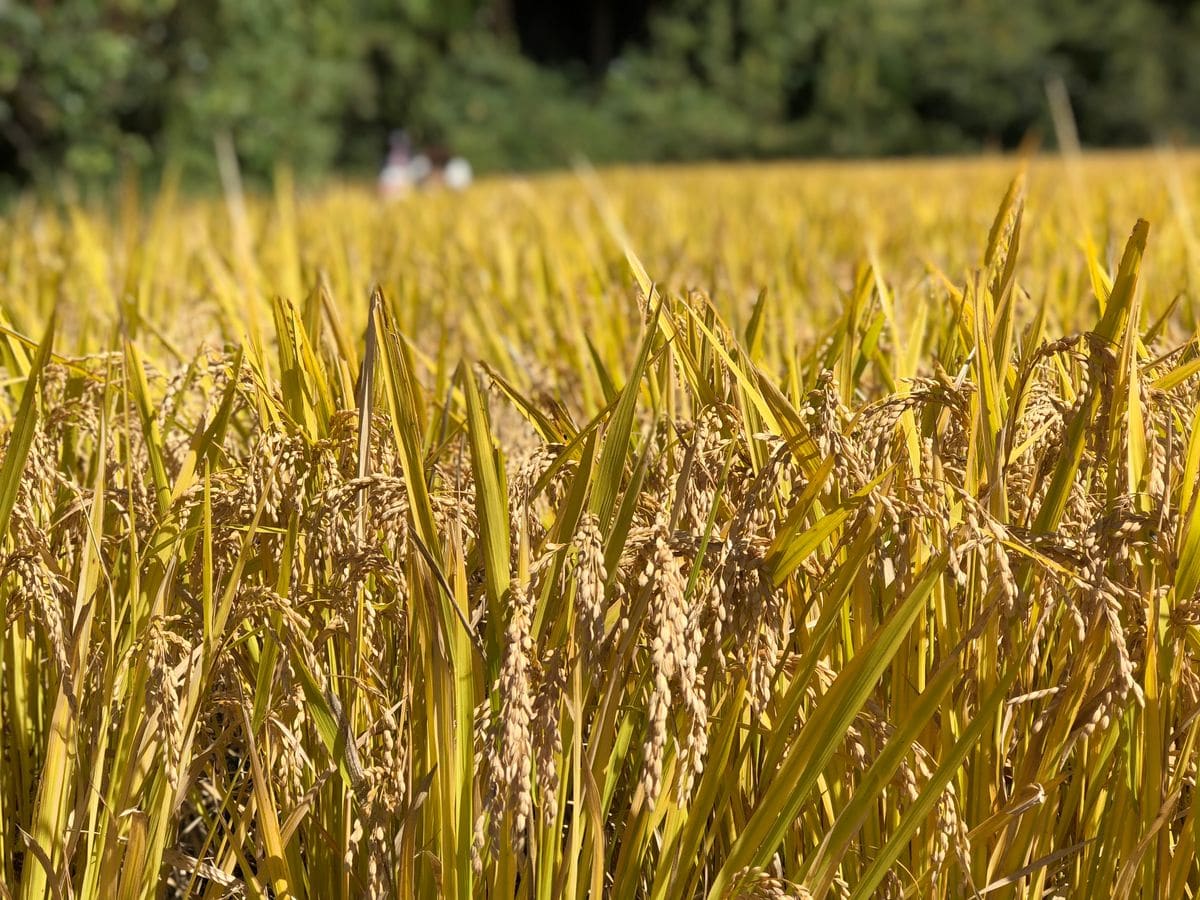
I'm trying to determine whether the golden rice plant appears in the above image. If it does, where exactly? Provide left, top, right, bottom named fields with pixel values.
left=2, top=153, right=1200, bottom=898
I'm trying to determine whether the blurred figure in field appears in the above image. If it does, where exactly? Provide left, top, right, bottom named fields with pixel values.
left=444, top=156, right=473, bottom=190
left=422, top=144, right=474, bottom=191
left=378, top=130, right=415, bottom=199
left=379, top=130, right=473, bottom=198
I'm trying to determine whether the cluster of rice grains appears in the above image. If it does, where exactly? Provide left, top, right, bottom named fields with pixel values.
left=2, top=157, right=1200, bottom=898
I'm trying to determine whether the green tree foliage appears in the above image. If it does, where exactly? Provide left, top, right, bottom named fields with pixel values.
left=0, top=1, right=157, bottom=186
left=0, top=0, right=1196, bottom=189
left=157, top=0, right=366, bottom=181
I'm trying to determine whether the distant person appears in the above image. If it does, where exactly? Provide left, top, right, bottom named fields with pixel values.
left=379, top=131, right=473, bottom=197
left=420, top=144, right=474, bottom=191
left=378, top=130, right=415, bottom=199
left=407, top=150, right=433, bottom=186
left=444, top=156, right=473, bottom=190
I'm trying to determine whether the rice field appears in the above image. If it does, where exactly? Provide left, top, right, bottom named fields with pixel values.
left=2, top=152, right=1200, bottom=898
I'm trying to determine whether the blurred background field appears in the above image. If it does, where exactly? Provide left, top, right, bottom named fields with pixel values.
left=5, top=151, right=1200, bottom=380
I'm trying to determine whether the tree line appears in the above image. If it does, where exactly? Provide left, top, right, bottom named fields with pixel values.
left=1, top=0, right=1197, bottom=191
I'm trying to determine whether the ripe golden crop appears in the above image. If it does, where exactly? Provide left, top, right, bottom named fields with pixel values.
left=1, top=152, right=1198, bottom=898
